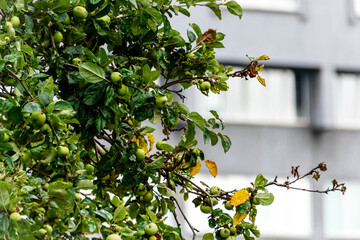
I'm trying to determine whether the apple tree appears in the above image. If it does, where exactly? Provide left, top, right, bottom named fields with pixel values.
left=0, top=0, right=345, bottom=240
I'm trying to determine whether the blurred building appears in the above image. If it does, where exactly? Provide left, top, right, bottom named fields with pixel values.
left=170, top=0, right=360, bottom=239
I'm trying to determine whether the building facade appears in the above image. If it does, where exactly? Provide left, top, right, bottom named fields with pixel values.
left=169, top=0, right=360, bottom=239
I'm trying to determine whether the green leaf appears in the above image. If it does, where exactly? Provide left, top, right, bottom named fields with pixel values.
left=0, top=187, right=9, bottom=210
left=96, top=112, right=106, bottom=132
left=38, top=91, right=50, bottom=107
left=202, top=233, right=214, bottom=240
left=253, top=193, right=274, bottom=206
left=157, top=183, right=176, bottom=197
left=22, top=102, right=42, bottom=113
left=76, top=180, right=95, bottom=189
left=83, top=82, right=106, bottom=106
left=145, top=156, right=164, bottom=171
left=146, top=208, right=158, bottom=223
left=189, top=112, right=206, bottom=130
left=187, top=29, right=196, bottom=42
left=54, top=101, right=73, bottom=110
left=4, top=154, right=14, bottom=169
left=189, top=23, right=202, bottom=37
left=206, top=3, right=221, bottom=20
left=143, top=64, right=152, bottom=83
left=94, top=209, right=113, bottom=222
left=114, top=205, right=126, bottom=222
left=21, top=44, right=34, bottom=57
left=218, top=133, right=231, bottom=153
left=0, top=0, right=6, bottom=10
left=147, top=7, right=163, bottom=24
left=78, top=62, right=107, bottom=83
left=254, top=174, right=268, bottom=189
left=225, top=0, right=243, bottom=19
left=8, top=106, right=23, bottom=124
left=0, top=212, right=9, bottom=238
left=18, top=221, right=36, bottom=240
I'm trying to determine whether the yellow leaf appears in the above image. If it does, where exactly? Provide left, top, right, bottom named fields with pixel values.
left=230, top=189, right=249, bottom=206
left=190, top=161, right=201, bottom=176
left=146, top=133, right=155, bottom=152
left=204, top=160, right=217, bottom=178
left=256, top=54, right=270, bottom=61
left=257, top=75, right=266, bottom=87
left=233, top=212, right=247, bottom=225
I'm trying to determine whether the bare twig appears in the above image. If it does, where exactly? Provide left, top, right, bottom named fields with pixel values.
left=5, top=67, right=34, bottom=98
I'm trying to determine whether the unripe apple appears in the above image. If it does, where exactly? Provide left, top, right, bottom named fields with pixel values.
left=40, top=123, right=52, bottom=133
left=106, top=234, right=121, bottom=240
left=10, top=16, right=20, bottom=27
left=73, top=6, right=88, bottom=20
left=111, top=196, right=122, bottom=207
left=115, top=225, right=121, bottom=232
left=117, top=84, right=129, bottom=96
left=75, top=193, right=81, bottom=201
left=200, top=81, right=211, bottom=91
left=38, top=228, right=47, bottom=237
left=200, top=204, right=211, bottom=214
left=135, top=230, right=145, bottom=236
left=145, top=223, right=158, bottom=235
left=8, top=27, right=15, bottom=37
left=136, top=184, right=147, bottom=197
left=56, top=146, right=69, bottom=157
left=205, top=197, right=218, bottom=206
left=63, top=14, right=71, bottom=25
left=85, top=164, right=94, bottom=174
left=155, top=140, right=165, bottom=150
left=31, top=112, right=46, bottom=128
left=54, top=31, right=63, bottom=44
left=224, top=200, right=233, bottom=210
left=155, top=95, right=168, bottom=108
left=186, top=52, right=195, bottom=58
left=220, top=228, right=230, bottom=238
left=143, top=191, right=154, bottom=202
left=136, top=149, right=146, bottom=161
left=4, top=21, right=12, bottom=31
left=0, top=133, right=9, bottom=142
left=44, top=224, right=53, bottom=234
left=149, top=236, right=157, bottom=240
left=192, top=148, right=201, bottom=157
left=9, top=212, right=21, bottom=222
left=22, top=150, right=31, bottom=162
left=225, top=236, right=236, bottom=240
left=166, top=92, right=173, bottom=104
left=111, top=72, right=122, bottom=84
left=229, top=227, right=237, bottom=235
left=210, top=186, right=221, bottom=195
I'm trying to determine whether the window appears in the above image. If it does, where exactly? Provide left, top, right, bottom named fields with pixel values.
left=237, top=0, right=301, bottom=13
left=324, top=180, right=360, bottom=238
left=335, top=73, right=360, bottom=128
left=193, top=67, right=306, bottom=126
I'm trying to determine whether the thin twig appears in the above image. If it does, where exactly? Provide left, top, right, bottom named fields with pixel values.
left=5, top=67, right=34, bottom=98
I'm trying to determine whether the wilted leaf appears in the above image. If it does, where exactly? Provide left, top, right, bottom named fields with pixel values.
left=256, top=55, right=270, bottom=61
left=257, top=75, right=266, bottom=87
left=204, top=160, right=217, bottom=178
left=196, top=29, right=217, bottom=45
left=190, top=160, right=201, bottom=176
left=230, top=189, right=249, bottom=206
left=146, top=133, right=155, bottom=152
left=233, top=212, right=247, bottom=225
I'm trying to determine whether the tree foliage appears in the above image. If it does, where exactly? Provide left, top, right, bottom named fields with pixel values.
left=0, top=0, right=345, bottom=240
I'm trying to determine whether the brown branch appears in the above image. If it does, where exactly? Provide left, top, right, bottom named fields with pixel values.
left=4, top=67, right=34, bottom=98
left=94, top=139, right=109, bottom=153
left=64, top=63, right=79, bottom=69
left=171, top=197, right=199, bottom=240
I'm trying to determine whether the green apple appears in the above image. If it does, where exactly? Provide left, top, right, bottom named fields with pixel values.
left=155, top=95, right=168, bottom=108
left=224, top=200, right=233, bottom=210
left=8, top=27, right=15, bottom=37
left=40, top=123, right=52, bottom=133
left=22, top=150, right=31, bottom=161
left=31, top=112, right=46, bottom=128
left=210, top=186, right=221, bottom=195
left=136, top=149, right=146, bottom=161
left=73, top=6, right=88, bottom=20
left=10, top=16, right=20, bottom=27
left=72, top=58, right=81, bottom=65
left=9, top=212, right=21, bottom=222
left=115, top=225, right=121, bottom=232
left=192, top=148, right=201, bottom=157
left=220, top=228, right=230, bottom=238
left=135, top=230, right=145, bottom=236
left=63, top=14, right=71, bottom=25
left=136, top=184, right=147, bottom=197
left=117, top=84, right=129, bottom=96
left=225, top=236, right=236, bottom=240
left=200, top=204, right=211, bottom=214
left=145, top=223, right=158, bottom=236
left=38, top=228, right=47, bottom=237
left=85, top=164, right=94, bottom=174
left=149, top=236, right=157, bottom=240
left=143, top=191, right=154, bottom=202
left=106, top=234, right=121, bottom=240
left=155, top=140, right=165, bottom=150
left=0, top=133, right=9, bottom=142
left=75, top=193, right=81, bottom=201
left=200, top=81, right=211, bottom=91
left=54, top=31, right=63, bottom=44
left=4, top=21, right=12, bottom=31
left=186, top=52, right=195, bottom=58
left=56, top=146, right=69, bottom=157
left=229, top=227, right=237, bottom=235
left=111, top=72, right=122, bottom=84
left=205, top=197, right=218, bottom=206
left=97, top=15, right=111, bottom=24
left=44, top=224, right=52, bottom=234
